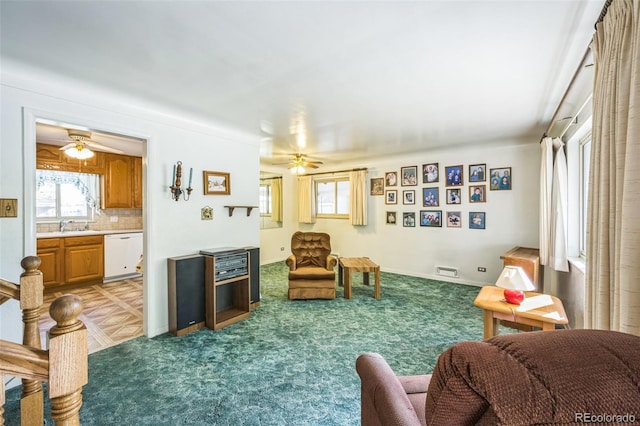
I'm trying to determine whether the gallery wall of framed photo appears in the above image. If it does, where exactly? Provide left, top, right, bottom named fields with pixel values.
left=372, top=162, right=512, bottom=230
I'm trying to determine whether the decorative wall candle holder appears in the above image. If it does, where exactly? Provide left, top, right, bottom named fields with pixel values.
left=170, top=161, right=193, bottom=201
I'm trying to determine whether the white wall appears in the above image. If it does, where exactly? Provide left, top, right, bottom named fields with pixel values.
left=262, top=141, right=541, bottom=286
left=1, top=61, right=260, bottom=352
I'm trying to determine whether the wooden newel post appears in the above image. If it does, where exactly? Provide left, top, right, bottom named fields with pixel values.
left=48, top=294, right=88, bottom=426
left=19, top=256, right=44, bottom=425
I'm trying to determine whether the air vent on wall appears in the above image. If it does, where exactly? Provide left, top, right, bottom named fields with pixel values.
left=436, top=266, right=459, bottom=278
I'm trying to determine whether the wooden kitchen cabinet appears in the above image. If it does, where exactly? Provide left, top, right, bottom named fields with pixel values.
left=63, top=235, right=104, bottom=284
left=36, top=143, right=105, bottom=174
left=37, top=238, right=64, bottom=287
left=37, top=235, right=104, bottom=288
left=132, top=156, right=143, bottom=208
left=103, top=153, right=133, bottom=208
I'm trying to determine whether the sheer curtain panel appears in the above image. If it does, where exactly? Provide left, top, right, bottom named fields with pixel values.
left=271, top=178, right=283, bottom=222
left=539, top=137, right=568, bottom=271
left=586, top=0, right=640, bottom=335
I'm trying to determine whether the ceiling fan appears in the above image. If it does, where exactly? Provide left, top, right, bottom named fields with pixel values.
left=273, top=153, right=323, bottom=173
left=59, top=129, right=124, bottom=159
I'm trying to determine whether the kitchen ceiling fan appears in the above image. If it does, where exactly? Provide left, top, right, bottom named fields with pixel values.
left=59, top=129, right=124, bottom=159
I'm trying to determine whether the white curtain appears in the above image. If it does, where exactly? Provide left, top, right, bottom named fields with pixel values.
left=297, top=175, right=315, bottom=224
left=271, top=177, right=283, bottom=222
left=586, top=0, right=640, bottom=335
left=539, top=137, right=568, bottom=271
left=349, top=169, right=367, bottom=226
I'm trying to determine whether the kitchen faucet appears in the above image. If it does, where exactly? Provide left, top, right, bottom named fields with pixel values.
left=60, top=220, right=73, bottom=232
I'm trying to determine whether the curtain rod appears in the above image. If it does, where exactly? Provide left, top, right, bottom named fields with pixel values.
left=301, top=167, right=367, bottom=177
left=595, top=0, right=613, bottom=28
left=260, top=176, right=282, bottom=181
left=540, top=0, right=612, bottom=143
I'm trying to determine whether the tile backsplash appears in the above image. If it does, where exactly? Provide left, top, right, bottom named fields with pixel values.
left=37, top=209, right=142, bottom=233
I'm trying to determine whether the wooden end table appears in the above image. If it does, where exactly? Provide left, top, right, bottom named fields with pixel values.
left=338, top=257, right=380, bottom=299
left=474, top=286, right=568, bottom=339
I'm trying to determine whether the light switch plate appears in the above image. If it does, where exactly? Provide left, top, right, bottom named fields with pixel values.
left=0, top=198, right=18, bottom=217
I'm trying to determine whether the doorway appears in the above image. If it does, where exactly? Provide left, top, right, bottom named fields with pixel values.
left=30, top=116, right=147, bottom=351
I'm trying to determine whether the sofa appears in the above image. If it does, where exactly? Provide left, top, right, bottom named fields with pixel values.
left=286, top=231, right=337, bottom=300
left=356, top=329, right=640, bottom=425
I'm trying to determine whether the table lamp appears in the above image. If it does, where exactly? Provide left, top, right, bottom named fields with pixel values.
left=495, top=266, right=535, bottom=305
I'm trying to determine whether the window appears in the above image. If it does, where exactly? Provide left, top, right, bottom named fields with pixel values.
left=579, top=134, right=591, bottom=257
left=315, top=177, right=349, bottom=217
left=36, top=170, right=100, bottom=221
left=259, top=183, right=272, bottom=216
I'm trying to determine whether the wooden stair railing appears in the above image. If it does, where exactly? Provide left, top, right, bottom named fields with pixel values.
left=0, top=256, right=88, bottom=425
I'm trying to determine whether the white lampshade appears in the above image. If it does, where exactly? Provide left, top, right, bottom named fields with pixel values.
left=290, top=165, right=305, bottom=175
left=64, top=146, right=94, bottom=160
left=495, top=266, right=535, bottom=291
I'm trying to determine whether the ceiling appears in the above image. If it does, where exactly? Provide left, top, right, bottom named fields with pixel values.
left=1, top=1, right=603, bottom=167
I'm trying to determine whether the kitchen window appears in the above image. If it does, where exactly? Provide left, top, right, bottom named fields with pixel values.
left=316, top=177, right=349, bottom=218
left=36, top=170, right=100, bottom=221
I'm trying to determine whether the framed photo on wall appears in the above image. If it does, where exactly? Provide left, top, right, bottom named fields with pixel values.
left=422, top=187, right=439, bottom=207
left=445, top=165, right=464, bottom=186
left=401, top=166, right=418, bottom=186
left=469, top=163, right=486, bottom=182
left=446, top=188, right=461, bottom=204
left=422, top=163, right=439, bottom=183
left=403, top=190, right=415, bottom=205
left=469, top=212, right=486, bottom=229
left=370, top=178, right=384, bottom=195
left=385, top=171, right=398, bottom=187
left=469, top=185, right=486, bottom=203
left=490, top=167, right=512, bottom=190
left=386, top=211, right=397, bottom=224
left=420, top=210, right=442, bottom=227
left=403, top=212, right=416, bottom=227
left=385, top=190, right=397, bottom=204
left=203, top=171, right=230, bottom=195
left=446, top=211, right=462, bottom=228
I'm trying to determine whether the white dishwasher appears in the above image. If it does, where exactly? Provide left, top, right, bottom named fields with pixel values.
left=104, top=232, right=143, bottom=282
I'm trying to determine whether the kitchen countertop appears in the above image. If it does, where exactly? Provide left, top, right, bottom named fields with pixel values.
left=37, top=229, right=143, bottom=239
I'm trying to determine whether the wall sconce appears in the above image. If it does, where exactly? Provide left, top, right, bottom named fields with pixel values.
left=169, top=161, right=193, bottom=201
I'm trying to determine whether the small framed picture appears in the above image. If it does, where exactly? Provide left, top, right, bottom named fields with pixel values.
left=385, top=171, right=398, bottom=187
left=469, top=185, right=486, bottom=203
left=469, top=212, right=486, bottom=229
left=203, top=171, right=230, bottom=195
left=370, top=178, right=384, bottom=195
left=403, top=190, right=415, bottom=205
left=490, top=167, right=511, bottom=190
left=469, top=164, right=486, bottom=182
left=445, top=165, right=464, bottom=186
left=385, top=189, right=397, bottom=204
left=422, top=187, right=439, bottom=207
left=401, top=166, right=418, bottom=186
left=446, top=188, right=461, bottom=205
left=422, top=163, right=439, bottom=183
left=420, top=210, right=442, bottom=227
left=446, top=211, right=462, bottom=228
left=386, top=211, right=397, bottom=224
left=402, top=212, right=416, bottom=227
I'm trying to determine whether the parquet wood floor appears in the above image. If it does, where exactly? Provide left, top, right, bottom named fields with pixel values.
left=39, top=277, right=143, bottom=353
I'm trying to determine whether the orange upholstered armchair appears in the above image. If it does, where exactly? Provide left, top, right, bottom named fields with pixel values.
left=286, top=231, right=337, bottom=299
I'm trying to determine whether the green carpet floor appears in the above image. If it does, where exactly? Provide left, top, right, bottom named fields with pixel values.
left=4, top=262, right=491, bottom=425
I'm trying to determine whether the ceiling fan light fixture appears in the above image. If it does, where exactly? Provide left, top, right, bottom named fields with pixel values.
left=64, top=145, right=94, bottom=159
left=291, top=165, right=305, bottom=175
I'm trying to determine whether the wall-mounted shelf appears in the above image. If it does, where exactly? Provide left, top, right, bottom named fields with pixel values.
left=224, top=205, right=259, bottom=217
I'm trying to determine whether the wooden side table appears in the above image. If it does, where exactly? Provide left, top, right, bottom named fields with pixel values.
left=474, top=286, right=568, bottom=339
left=338, top=257, right=380, bottom=299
